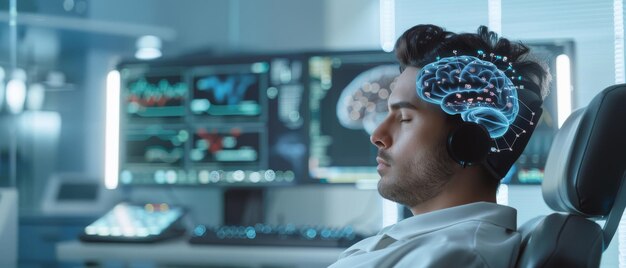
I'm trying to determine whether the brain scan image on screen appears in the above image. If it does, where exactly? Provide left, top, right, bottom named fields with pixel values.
left=336, top=65, right=399, bottom=135
left=416, top=55, right=519, bottom=138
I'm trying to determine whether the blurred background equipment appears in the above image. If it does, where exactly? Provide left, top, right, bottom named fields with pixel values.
left=0, top=188, right=17, bottom=267
left=80, top=203, right=185, bottom=243
left=91, top=51, right=397, bottom=247
left=40, top=173, right=119, bottom=216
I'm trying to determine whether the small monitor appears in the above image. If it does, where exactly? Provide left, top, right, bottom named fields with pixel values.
left=118, top=56, right=308, bottom=187
left=41, top=173, right=118, bottom=215
left=308, top=51, right=398, bottom=185
left=190, top=67, right=265, bottom=118
left=500, top=42, right=572, bottom=185
left=57, top=183, right=99, bottom=201
left=125, top=69, right=188, bottom=120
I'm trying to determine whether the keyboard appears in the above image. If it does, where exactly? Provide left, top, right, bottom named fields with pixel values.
left=189, top=223, right=364, bottom=248
left=80, top=203, right=186, bottom=243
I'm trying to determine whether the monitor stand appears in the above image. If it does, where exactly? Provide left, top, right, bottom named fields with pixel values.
left=223, top=188, right=266, bottom=226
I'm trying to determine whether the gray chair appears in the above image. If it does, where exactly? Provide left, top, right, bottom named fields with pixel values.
left=516, top=84, right=626, bottom=268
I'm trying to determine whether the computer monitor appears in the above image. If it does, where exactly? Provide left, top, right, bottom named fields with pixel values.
left=501, top=42, right=573, bottom=185
left=109, top=52, right=396, bottom=226
left=307, top=51, right=399, bottom=186
left=117, top=55, right=308, bottom=188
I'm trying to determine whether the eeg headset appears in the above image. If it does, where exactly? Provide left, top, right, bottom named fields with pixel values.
left=415, top=51, right=543, bottom=172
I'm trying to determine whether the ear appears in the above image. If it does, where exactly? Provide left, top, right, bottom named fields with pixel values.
left=446, top=122, right=491, bottom=167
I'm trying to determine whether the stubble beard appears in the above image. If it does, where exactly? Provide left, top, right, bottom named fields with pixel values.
left=377, top=141, right=455, bottom=208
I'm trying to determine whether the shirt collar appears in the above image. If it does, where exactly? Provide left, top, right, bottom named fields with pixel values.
left=383, top=202, right=517, bottom=241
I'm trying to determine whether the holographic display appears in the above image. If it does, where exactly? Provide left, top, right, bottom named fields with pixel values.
left=416, top=55, right=519, bottom=138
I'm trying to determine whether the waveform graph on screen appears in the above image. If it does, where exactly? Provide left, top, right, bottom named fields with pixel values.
left=123, top=69, right=188, bottom=120
left=190, top=127, right=262, bottom=165
left=190, top=63, right=268, bottom=120
left=120, top=126, right=189, bottom=185
left=189, top=126, right=280, bottom=185
left=124, top=127, right=187, bottom=166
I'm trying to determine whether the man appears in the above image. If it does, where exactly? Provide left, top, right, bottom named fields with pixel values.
left=329, top=25, right=550, bottom=267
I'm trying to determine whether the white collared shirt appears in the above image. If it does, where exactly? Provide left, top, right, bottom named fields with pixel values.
left=329, top=202, right=520, bottom=268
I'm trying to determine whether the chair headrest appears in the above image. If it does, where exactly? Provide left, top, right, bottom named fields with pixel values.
left=542, top=84, right=626, bottom=218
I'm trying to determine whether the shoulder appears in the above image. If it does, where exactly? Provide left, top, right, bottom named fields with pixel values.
left=396, top=221, right=520, bottom=268
left=473, top=221, right=522, bottom=267
left=336, top=234, right=385, bottom=259
left=393, top=233, right=487, bottom=267
left=336, top=224, right=398, bottom=259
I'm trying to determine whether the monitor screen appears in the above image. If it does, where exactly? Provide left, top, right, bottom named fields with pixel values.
left=500, top=42, right=570, bottom=185
left=308, top=52, right=399, bottom=184
left=190, top=64, right=266, bottom=119
left=126, top=71, right=188, bottom=120
left=57, top=183, right=99, bottom=201
left=118, top=56, right=308, bottom=186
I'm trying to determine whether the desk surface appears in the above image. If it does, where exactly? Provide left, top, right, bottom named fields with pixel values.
left=57, top=239, right=344, bottom=267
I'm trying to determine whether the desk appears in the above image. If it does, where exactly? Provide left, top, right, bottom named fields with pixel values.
left=21, top=213, right=96, bottom=265
left=57, top=238, right=344, bottom=267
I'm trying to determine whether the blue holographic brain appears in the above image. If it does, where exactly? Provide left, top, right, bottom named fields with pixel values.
left=416, top=56, right=519, bottom=138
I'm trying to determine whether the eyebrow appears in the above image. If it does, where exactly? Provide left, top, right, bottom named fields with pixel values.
left=389, top=101, right=418, bottom=111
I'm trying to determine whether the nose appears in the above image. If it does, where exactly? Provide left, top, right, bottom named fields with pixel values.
left=370, top=122, right=391, bottom=149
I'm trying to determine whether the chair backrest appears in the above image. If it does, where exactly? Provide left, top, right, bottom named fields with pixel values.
left=516, top=84, right=626, bottom=268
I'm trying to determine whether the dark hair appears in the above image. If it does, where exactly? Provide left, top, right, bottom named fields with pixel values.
left=395, top=24, right=551, bottom=189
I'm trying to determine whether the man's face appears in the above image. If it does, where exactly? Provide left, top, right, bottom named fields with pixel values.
left=370, top=66, right=456, bottom=207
